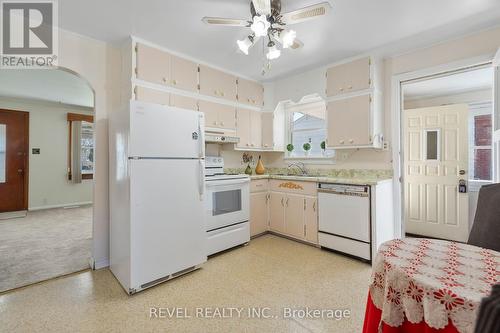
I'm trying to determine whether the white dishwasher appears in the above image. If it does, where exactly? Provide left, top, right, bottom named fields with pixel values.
left=318, top=183, right=371, bottom=262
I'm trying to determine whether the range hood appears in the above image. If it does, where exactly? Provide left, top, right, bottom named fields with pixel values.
left=205, top=134, right=240, bottom=144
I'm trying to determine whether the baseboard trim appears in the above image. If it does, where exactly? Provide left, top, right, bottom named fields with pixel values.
left=91, top=257, right=109, bottom=270
left=0, top=210, right=27, bottom=220
left=29, top=202, right=93, bottom=211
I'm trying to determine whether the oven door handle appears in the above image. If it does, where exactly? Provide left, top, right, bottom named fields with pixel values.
left=205, top=179, right=250, bottom=187
left=198, top=159, right=205, bottom=198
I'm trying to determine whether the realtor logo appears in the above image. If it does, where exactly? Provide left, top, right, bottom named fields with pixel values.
left=1, top=0, right=58, bottom=68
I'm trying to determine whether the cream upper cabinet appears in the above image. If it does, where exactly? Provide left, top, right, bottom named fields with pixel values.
left=135, top=43, right=171, bottom=86
left=326, top=57, right=371, bottom=97
left=236, top=109, right=262, bottom=149
left=269, top=192, right=285, bottom=233
left=236, top=108, right=251, bottom=149
left=327, top=94, right=372, bottom=148
left=198, top=100, right=235, bottom=130
left=238, top=78, right=264, bottom=107
left=284, top=194, right=305, bottom=240
left=170, top=55, right=198, bottom=92
left=261, top=112, right=274, bottom=149
left=199, top=65, right=237, bottom=101
left=304, top=196, right=318, bottom=244
left=250, top=111, right=262, bottom=149
left=135, top=86, right=170, bottom=106
left=170, top=94, right=198, bottom=111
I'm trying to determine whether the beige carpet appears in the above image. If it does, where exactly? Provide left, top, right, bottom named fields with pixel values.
left=0, top=206, right=92, bottom=292
left=0, top=235, right=372, bottom=332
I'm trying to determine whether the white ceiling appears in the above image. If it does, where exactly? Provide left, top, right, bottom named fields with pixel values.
left=58, top=0, right=500, bottom=81
left=0, top=69, right=95, bottom=108
left=403, top=67, right=493, bottom=101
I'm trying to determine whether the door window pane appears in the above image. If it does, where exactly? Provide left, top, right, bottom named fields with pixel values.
left=0, top=124, right=5, bottom=183
left=213, top=189, right=241, bottom=216
left=474, top=149, right=492, bottom=180
left=425, top=130, right=439, bottom=160
left=81, top=121, right=94, bottom=174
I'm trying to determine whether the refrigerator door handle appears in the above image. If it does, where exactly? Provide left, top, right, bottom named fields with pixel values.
left=198, top=160, right=205, bottom=198
left=198, top=114, right=205, bottom=158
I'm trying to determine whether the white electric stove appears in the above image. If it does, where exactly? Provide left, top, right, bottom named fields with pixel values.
left=204, top=157, right=250, bottom=255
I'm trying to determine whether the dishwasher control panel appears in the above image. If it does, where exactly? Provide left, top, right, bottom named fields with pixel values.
left=318, top=183, right=369, bottom=197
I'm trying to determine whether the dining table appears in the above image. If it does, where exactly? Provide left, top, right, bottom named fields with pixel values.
left=362, top=238, right=500, bottom=333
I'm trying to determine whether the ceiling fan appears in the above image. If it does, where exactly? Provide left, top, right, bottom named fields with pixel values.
left=202, top=0, right=331, bottom=68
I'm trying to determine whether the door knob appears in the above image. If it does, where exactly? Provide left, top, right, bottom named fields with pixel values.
left=459, top=170, right=466, bottom=175
left=18, top=169, right=23, bottom=174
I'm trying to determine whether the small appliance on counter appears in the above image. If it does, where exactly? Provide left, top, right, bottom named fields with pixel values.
left=205, top=156, right=250, bottom=255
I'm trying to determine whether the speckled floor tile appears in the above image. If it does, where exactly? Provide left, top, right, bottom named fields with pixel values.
left=0, top=234, right=372, bottom=333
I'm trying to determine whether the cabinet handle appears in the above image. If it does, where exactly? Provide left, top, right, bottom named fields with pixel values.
left=340, top=140, right=344, bottom=144
left=162, top=77, right=168, bottom=83
left=247, top=98, right=251, bottom=102
left=281, top=198, right=284, bottom=207
left=220, top=91, right=225, bottom=97
left=246, top=143, right=250, bottom=147
left=339, top=88, right=344, bottom=92
left=213, top=121, right=218, bottom=126
left=347, top=85, right=352, bottom=90
left=264, top=144, right=268, bottom=147
left=214, top=90, right=218, bottom=95
left=286, top=198, right=289, bottom=206
left=172, top=79, right=177, bottom=85
left=349, top=139, right=354, bottom=143
left=251, top=143, right=255, bottom=147
left=220, top=122, right=224, bottom=126
left=313, top=201, right=316, bottom=212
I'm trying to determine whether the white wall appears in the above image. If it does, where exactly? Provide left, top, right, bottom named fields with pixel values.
left=0, top=97, right=93, bottom=210
left=56, top=29, right=121, bottom=269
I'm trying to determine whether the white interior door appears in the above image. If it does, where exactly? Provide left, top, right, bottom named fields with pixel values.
left=403, top=104, right=469, bottom=242
left=494, top=48, right=500, bottom=182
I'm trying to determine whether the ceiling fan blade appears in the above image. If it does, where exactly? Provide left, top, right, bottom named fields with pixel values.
left=252, top=0, right=272, bottom=16
left=280, top=2, right=331, bottom=25
left=202, top=17, right=249, bottom=27
left=290, top=38, right=304, bottom=50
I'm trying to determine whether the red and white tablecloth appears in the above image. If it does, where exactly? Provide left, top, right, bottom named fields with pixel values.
left=362, top=238, right=500, bottom=333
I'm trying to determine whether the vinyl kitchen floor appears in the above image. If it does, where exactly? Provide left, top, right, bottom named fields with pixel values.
left=0, top=234, right=372, bottom=333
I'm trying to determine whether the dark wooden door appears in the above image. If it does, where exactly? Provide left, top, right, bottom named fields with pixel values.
left=0, top=109, right=29, bottom=212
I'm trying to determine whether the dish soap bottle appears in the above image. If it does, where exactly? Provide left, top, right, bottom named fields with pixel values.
left=255, top=155, right=265, bottom=175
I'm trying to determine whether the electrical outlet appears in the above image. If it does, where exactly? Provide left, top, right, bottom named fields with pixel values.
left=383, top=141, right=390, bottom=151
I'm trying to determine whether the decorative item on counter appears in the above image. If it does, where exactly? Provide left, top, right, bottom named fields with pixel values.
left=320, top=141, right=326, bottom=156
left=255, top=155, right=265, bottom=175
left=303, top=142, right=311, bottom=156
left=242, top=152, right=254, bottom=175
left=286, top=144, right=294, bottom=156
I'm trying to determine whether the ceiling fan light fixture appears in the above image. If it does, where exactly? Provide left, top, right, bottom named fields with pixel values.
left=266, top=42, right=281, bottom=60
left=237, top=35, right=254, bottom=55
left=281, top=30, right=296, bottom=49
left=250, top=14, right=270, bottom=37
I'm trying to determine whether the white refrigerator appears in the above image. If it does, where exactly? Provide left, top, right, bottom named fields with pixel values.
left=109, top=100, right=206, bottom=294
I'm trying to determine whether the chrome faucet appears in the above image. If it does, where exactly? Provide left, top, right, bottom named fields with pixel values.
left=287, top=162, right=308, bottom=176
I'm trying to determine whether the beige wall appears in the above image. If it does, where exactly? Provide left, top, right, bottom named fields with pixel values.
left=57, top=29, right=120, bottom=268
left=0, top=97, right=93, bottom=210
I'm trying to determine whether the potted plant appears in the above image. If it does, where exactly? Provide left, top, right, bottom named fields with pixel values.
left=286, top=144, right=294, bottom=157
left=303, top=142, right=311, bottom=156
left=320, top=141, right=326, bottom=156
left=242, top=152, right=254, bottom=175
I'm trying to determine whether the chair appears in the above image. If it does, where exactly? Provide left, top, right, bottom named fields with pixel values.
left=468, top=183, right=500, bottom=252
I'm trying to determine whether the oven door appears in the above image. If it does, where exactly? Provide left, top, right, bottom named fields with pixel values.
left=205, top=178, right=249, bottom=232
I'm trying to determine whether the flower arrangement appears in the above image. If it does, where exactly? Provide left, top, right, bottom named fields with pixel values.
left=242, top=152, right=254, bottom=175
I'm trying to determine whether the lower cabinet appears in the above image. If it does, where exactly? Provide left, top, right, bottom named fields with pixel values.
left=256, top=180, right=318, bottom=245
left=250, top=191, right=268, bottom=237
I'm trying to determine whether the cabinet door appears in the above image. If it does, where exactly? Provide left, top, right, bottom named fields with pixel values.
left=250, top=111, right=262, bottom=149
left=304, top=196, right=318, bottom=244
left=198, top=100, right=219, bottom=128
left=170, top=94, right=198, bottom=111
left=136, top=43, right=170, bottom=86
left=199, top=65, right=237, bottom=101
left=326, top=64, right=345, bottom=97
left=135, top=86, right=170, bottom=106
left=345, top=94, right=371, bottom=146
left=236, top=108, right=251, bottom=148
left=345, top=57, right=371, bottom=93
left=261, top=112, right=274, bottom=149
left=326, top=99, right=348, bottom=147
left=238, top=78, right=263, bottom=107
left=269, top=192, right=285, bottom=233
left=284, top=194, right=305, bottom=240
left=170, top=55, right=198, bottom=92
left=217, top=104, right=236, bottom=130
left=250, top=192, right=268, bottom=236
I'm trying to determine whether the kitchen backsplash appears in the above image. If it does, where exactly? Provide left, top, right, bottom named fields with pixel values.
left=225, top=167, right=393, bottom=179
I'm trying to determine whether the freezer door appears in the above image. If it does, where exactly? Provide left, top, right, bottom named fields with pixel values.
left=129, top=159, right=206, bottom=288
left=129, top=100, right=204, bottom=158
